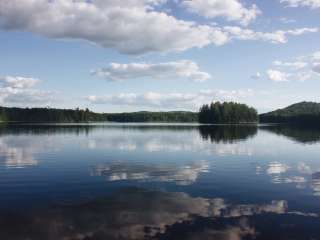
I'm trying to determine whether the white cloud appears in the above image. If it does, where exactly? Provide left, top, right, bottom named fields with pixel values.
left=267, top=69, right=290, bottom=82
left=0, top=76, right=39, bottom=88
left=281, top=0, right=320, bottom=9
left=273, top=60, right=308, bottom=69
left=0, top=1, right=317, bottom=55
left=86, top=89, right=254, bottom=110
left=181, top=0, right=261, bottom=26
left=93, top=60, right=211, bottom=82
left=313, top=64, right=320, bottom=73
left=2, top=89, right=53, bottom=104
left=266, top=51, right=320, bottom=82
left=0, top=75, right=54, bottom=106
left=223, top=26, right=318, bottom=44
left=0, top=0, right=222, bottom=55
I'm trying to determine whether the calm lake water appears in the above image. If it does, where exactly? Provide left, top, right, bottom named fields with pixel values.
left=0, top=123, right=320, bottom=240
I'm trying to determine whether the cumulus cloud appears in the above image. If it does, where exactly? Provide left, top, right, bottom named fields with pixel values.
left=86, top=89, right=254, bottom=110
left=281, top=0, right=320, bottom=9
left=0, top=75, right=54, bottom=106
left=181, top=0, right=261, bottom=26
left=273, top=60, right=308, bottom=69
left=223, top=26, right=318, bottom=44
left=0, top=1, right=317, bottom=55
left=0, top=76, right=39, bottom=88
left=267, top=69, right=290, bottom=82
left=93, top=60, right=211, bottom=82
left=0, top=0, right=222, bottom=54
left=266, top=50, right=320, bottom=82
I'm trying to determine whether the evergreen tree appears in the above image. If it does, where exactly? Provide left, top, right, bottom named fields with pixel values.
left=199, top=102, right=258, bottom=124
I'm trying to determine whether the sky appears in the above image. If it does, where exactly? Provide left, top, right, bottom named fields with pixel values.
left=0, top=0, right=320, bottom=113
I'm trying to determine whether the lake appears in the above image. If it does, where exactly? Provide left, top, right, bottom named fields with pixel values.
left=0, top=123, right=320, bottom=240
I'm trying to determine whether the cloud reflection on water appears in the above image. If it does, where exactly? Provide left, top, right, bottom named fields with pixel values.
left=91, top=160, right=209, bottom=185
left=1, top=187, right=317, bottom=240
left=257, top=160, right=320, bottom=196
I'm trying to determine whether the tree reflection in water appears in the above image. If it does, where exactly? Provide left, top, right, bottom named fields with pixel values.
left=198, top=125, right=258, bottom=143
left=260, top=125, right=320, bottom=144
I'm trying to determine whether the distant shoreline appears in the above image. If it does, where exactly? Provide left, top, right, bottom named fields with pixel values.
left=1, top=101, right=319, bottom=125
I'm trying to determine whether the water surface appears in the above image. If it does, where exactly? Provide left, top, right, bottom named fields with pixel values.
left=0, top=123, right=320, bottom=240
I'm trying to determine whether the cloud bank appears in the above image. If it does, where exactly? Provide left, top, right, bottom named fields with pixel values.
left=0, top=76, right=54, bottom=106
left=265, top=50, right=320, bottom=82
left=0, top=0, right=317, bottom=55
left=86, top=89, right=254, bottom=110
left=93, top=60, right=211, bottom=82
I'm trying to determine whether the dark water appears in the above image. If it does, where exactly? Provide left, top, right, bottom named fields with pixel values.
left=0, top=123, right=320, bottom=240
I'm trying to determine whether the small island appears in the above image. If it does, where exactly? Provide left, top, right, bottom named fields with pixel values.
left=199, top=102, right=258, bottom=124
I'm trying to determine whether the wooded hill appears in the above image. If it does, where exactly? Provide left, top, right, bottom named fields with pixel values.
left=259, top=102, right=320, bottom=124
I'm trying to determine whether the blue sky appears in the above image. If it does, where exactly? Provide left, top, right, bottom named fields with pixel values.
left=0, top=0, right=320, bottom=113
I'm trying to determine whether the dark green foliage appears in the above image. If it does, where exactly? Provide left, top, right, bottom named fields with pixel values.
left=105, top=111, right=198, bottom=123
left=0, top=107, right=7, bottom=122
left=260, top=102, right=320, bottom=125
left=199, top=102, right=258, bottom=124
left=261, top=125, right=320, bottom=144
left=0, top=107, right=105, bottom=123
left=0, top=107, right=198, bottom=123
left=199, top=125, right=257, bottom=143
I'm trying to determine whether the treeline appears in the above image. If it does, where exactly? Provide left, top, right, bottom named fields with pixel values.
left=199, top=102, right=258, bottom=124
left=0, top=107, right=198, bottom=123
left=0, top=103, right=258, bottom=123
left=105, top=111, right=198, bottom=122
left=0, top=107, right=105, bottom=122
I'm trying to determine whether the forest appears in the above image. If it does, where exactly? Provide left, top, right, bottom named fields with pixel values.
left=0, top=107, right=198, bottom=123
left=0, top=107, right=105, bottom=122
left=259, top=102, right=320, bottom=125
left=198, top=102, right=258, bottom=124
left=105, top=111, right=198, bottom=122
left=3, top=101, right=319, bottom=124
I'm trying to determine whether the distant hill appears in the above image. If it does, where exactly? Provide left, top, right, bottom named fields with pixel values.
left=260, top=102, right=320, bottom=124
